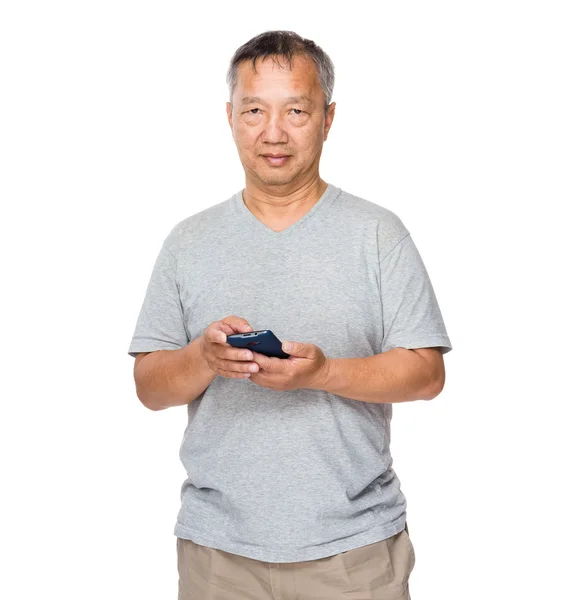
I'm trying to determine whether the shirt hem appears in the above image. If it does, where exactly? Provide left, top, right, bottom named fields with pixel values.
left=173, top=516, right=407, bottom=563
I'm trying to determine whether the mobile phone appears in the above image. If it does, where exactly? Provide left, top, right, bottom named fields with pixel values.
left=226, top=329, right=290, bottom=359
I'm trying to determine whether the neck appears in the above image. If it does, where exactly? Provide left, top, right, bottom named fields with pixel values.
left=242, top=175, right=328, bottom=220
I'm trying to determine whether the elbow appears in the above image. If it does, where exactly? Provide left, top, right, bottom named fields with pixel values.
left=409, top=348, right=446, bottom=401
left=134, top=376, right=165, bottom=411
left=425, top=370, right=446, bottom=400
left=133, top=357, right=164, bottom=411
left=142, top=398, right=165, bottom=411
left=136, top=386, right=165, bottom=411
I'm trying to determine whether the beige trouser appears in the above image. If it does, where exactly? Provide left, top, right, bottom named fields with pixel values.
left=177, top=523, right=416, bottom=599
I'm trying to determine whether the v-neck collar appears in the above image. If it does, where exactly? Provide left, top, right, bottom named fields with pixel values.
left=232, top=183, right=342, bottom=239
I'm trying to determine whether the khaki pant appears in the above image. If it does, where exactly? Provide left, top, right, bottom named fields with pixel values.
left=177, top=523, right=416, bottom=599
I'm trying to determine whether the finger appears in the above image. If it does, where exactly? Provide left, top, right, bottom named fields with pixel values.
left=216, top=366, right=252, bottom=379
left=220, top=347, right=255, bottom=362
left=212, top=318, right=253, bottom=344
left=250, top=351, right=269, bottom=368
left=209, top=322, right=241, bottom=344
left=206, top=323, right=230, bottom=344
left=220, top=316, right=254, bottom=334
left=216, top=357, right=259, bottom=375
left=251, top=352, right=281, bottom=372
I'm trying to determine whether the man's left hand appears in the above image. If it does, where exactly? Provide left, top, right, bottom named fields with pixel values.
left=247, top=341, right=331, bottom=391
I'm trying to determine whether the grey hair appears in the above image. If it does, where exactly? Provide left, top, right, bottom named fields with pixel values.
left=226, top=30, right=335, bottom=112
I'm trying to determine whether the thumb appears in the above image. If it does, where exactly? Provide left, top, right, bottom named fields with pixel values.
left=282, top=341, right=300, bottom=355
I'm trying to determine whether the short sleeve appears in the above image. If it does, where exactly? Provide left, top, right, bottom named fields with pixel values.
left=127, top=230, right=189, bottom=358
left=379, top=233, right=452, bottom=355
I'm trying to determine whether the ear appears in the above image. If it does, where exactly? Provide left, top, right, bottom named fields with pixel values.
left=323, top=102, right=336, bottom=141
left=226, top=102, right=233, bottom=131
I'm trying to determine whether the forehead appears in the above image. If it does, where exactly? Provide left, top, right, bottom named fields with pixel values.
left=234, top=55, right=322, bottom=100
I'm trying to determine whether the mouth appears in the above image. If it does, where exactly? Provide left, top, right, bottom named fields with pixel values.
left=261, top=154, right=291, bottom=166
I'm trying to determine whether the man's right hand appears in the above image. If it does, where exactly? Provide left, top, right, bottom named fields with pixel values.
left=200, top=316, right=260, bottom=379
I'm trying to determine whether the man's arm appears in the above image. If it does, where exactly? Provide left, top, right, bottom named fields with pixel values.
left=313, top=347, right=445, bottom=403
left=133, top=336, right=216, bottom=411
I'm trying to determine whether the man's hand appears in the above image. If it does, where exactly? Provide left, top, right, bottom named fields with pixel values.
left=200, top=316, right=257, bottom=380
left=247, top=341, right=332, bottom=391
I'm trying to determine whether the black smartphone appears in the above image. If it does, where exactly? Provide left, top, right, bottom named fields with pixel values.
left=226, top=329, right=290, bottom=359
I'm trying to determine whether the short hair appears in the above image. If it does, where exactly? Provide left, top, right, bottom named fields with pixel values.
left=227, top=30, right=335, bottom=112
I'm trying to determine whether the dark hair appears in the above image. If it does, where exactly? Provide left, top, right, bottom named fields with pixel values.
left=227, top=30, right=335, bottom=111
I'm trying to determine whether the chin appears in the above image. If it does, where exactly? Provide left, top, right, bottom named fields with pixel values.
left=256, top=170, right=298, bottom=187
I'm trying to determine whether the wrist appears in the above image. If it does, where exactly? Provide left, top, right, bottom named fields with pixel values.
left=310, top=358, right=335, bottom=391
left=195, top=336, right=215, bottom=377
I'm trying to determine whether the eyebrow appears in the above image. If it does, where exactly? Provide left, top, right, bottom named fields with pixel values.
left=241, top=95, right=312, bottom=106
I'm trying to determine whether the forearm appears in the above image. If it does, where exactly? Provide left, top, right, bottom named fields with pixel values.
left=314, top=348, right=438, bottom=403
left=134, top=336, right=216, bottom=411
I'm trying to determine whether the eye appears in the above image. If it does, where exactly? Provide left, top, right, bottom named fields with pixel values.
left=291, top=109, right=304, bottom=115
left=249, top=108, right=261, bottom=115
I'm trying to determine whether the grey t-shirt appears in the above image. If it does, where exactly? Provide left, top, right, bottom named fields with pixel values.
left=128, top=183, right=452, bottom=563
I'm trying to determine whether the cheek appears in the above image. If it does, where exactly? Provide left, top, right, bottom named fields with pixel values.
left=295, top=130, right=321, bottom=154
left=233, top=138, right=256, bottom=159
left=234, top=126, right=259, bottom=150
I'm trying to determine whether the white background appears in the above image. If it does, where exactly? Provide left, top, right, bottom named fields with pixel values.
left=1, top=1, right=563, bottom=598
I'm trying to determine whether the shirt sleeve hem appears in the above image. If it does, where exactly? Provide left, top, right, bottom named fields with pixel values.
left=128, top=341, right=187, bottom=358
left=381, top=337, right=453, bottom=355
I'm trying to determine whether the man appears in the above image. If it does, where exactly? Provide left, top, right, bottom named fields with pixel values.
left=128, top=30, right=452, bottom=600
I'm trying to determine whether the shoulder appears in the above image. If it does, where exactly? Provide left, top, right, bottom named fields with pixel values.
left=161, top=195, right=234, bottom=255
left=338, top=187, right=410, bottom=261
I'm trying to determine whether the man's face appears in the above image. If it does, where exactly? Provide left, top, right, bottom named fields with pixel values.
left=227, top=55, right=335, bottom=189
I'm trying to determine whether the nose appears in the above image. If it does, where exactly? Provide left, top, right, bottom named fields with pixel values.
left=262, top=112, right=288, bottom=144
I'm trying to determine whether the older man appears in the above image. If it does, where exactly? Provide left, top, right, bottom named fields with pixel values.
left=129, top=30, right=452, bottom=600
